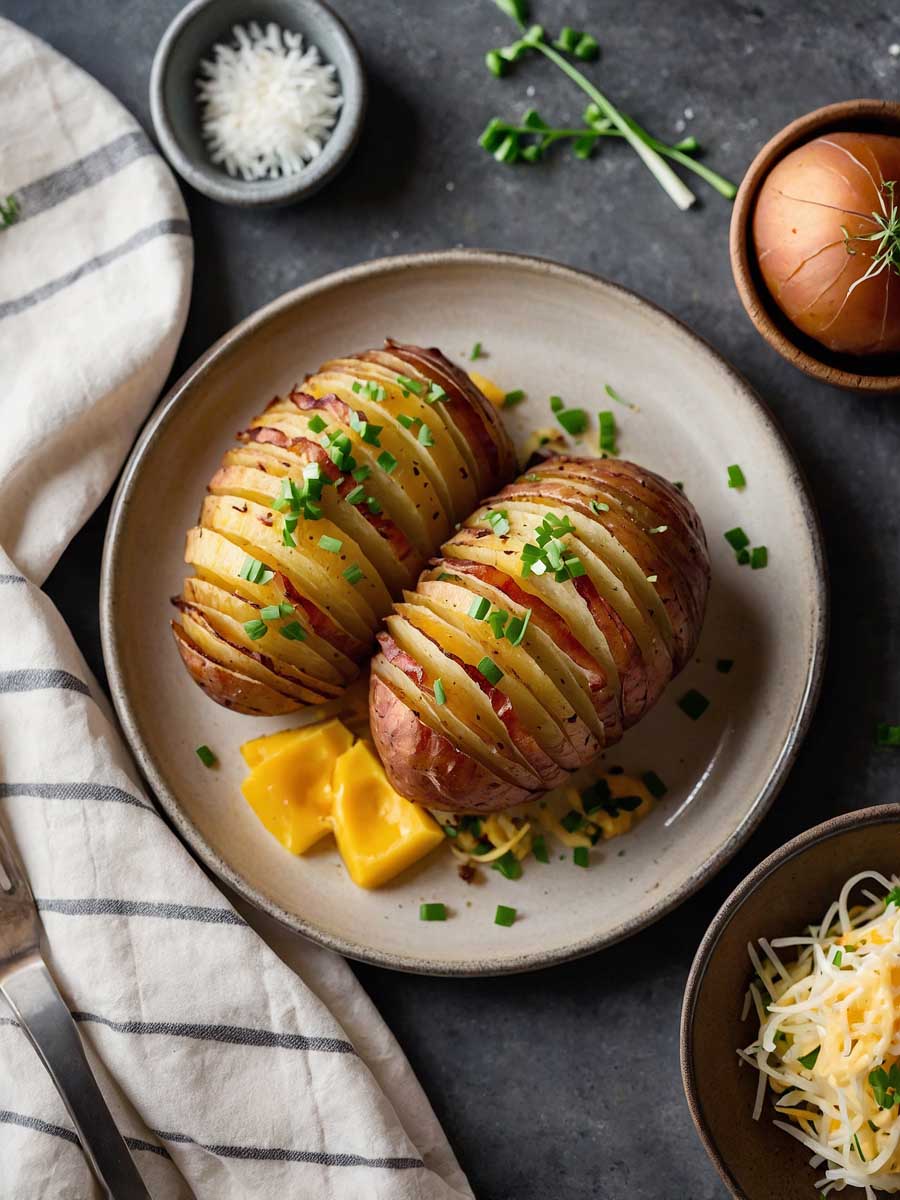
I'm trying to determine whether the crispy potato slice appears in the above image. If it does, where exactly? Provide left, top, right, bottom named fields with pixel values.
left=208, top=464, right=412, bottom=596
left=200, top=495, right=382, bottom=642
left=395, top=597, right=571, bottom=784
left=183, top=526, right=360, bottom=677
left=371, top=654, right=542, bottom=812
left=424, top=559, right=605, bottom=747
left=412, top=577, right=595, bottom=769
left=384, top=614, right=543, bottom=791
left=181, top=578, right=345, bottom=695
left=172, top=624, right=300, bottom=716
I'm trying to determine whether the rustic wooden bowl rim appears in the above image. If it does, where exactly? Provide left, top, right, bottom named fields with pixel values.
left=730, top=98, right=900, bottom=393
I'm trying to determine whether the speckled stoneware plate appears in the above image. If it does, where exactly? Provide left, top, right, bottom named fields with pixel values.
left=100, top=250, right=827, bottom=975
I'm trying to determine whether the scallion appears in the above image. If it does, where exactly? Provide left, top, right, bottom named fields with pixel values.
left=195, top=745, right=216, bottom=767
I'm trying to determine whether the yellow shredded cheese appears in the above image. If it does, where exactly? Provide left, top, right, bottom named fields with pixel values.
left=742, top=871, right=900, bottom=1196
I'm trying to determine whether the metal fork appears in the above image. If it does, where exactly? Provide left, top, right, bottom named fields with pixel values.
left=0, top=821, right=152, bottom=1199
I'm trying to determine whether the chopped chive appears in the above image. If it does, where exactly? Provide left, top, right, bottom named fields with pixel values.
left=503, top=389, right=525, bottom=408
left=307, top=414, right=326, bottom=434
left=195, top=745, right=216, bottom=767
left=282, top=526, right=297, bottom=547
left=343, top=563, right=364, bottom=585
left=366, top=496, right=383, bottom=514
left=524, top=472, right=541, bottom=481
left=396, top=375, right=425, bottom=396
left=590, top=500, right=610, bottom=514
left=800, top=1047, right=821, bottom=1072
left=279, top=621, right=307, bottom=641
left=727, top=464, right=746, bottom=489
left=549, top=395, right=564, bottom=413
left=470, top=342, right=484, bottom=360
left=486, top=509, right=510, bottom=536
left=598, top=410, right=617, bottom=454
left=494, top=904, right=517, bottom=927
left=750, top=545, right=768, bottom=570
left=557, top=407, right=589, bottom=436
left=468, top=596, right=490, bottom=620
left=259, top=605, right=283, bottom=620
left=487, top=610, right=508, bottom=638
left=346, top=484, right=366, bottom=505
left=437, top=571, right=457, bottom=582
left=724, top=527, right=749, bottom=552
left=396, top=413, right=415, bottom=430
left=573, top=846, right=590, bottom=868
left=642, top=770, right=668, bottom=799
left=876, top=723, right=900, bottom=747
left=604, top=383, right=633, bottom=409
left=418, top=423, right=435, bottom=447
left=426, top=384, right=446, bottom=405
left=361, top=423, right=383, bottom=446
left=278, top=602, right=295, bottom=617
left=477, top=656, right=503, bottom=684
left=716, top=658, right=734, bottom=674
left=377, top=451, right=398, bottom=475
left=831, top=948, right=843, bottom=968
left=238, top=555, right=275, bottom=585
left=244, top=618, right=268, bottom=640
left=318, top=535, right=342, bottom=553
left=433, top=678, right=446, bottom=705
left=561, top=809, right=584, bottom=833
left=352, top=464, right=371, bottom=482
left=736, top=548, right=750, bottom=565
left=505, top=607, right=531, bottom=646
left=491, top=850, right=522, bottom=880
left=442, top=822, right=458, bottom=838
left=532, top=834, right=549, bottom=863
left=869, top=1120, right=879, bottom=1133
left=419, top=902, right=446, bottom=921
left=678, top=689, right=709, bottom=720
left=351, top=380, right=362, bottom=394
left=854, top=1134, right=865, bottom=1162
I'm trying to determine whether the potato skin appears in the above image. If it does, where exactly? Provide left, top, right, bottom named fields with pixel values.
left=753, top=131, right=900, bottom=355
left=369, top=456, right=710, bottom=813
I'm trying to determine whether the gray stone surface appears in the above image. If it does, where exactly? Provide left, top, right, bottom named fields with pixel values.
left=5, top=0, right=900, bottom=1195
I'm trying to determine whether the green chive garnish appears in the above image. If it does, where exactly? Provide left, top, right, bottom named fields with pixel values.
left=244, top=618, right=268, bottom=640
left=433, top=678, right=446, bottom=705
left=727, top=464, right=746, bottom=489
left=737, top=548, right=750, bottom=565
left=361, top=423, right=383, bottom=446
left=573, top=846, right=590, bottom=868
left=282, top=527, right=297, bottom=547
left=470, top=342, right=484, bottom=360
left=494, top=904, right=517, bottom=927
left=876, top=723, right=900, bottom=747
left=557, top=407, right=589, bottom=436
left=418, top=423, right=435, bottom=447
left=419, top=902, right=446, bottom=921
left=367, top=496, right=383, bottom=514
left=561, top=810, right=584, bottom=833
left=590, top=500, right=610, bottom=514
left=343, top=563, right=364, bottom=585
left=491, top=850, right=522, bottom=880
left=549, top=395, right=564, bottom=413
left=377, top=451, right=398, bottom=474
left=604, top=383, right=634, bottom=409
left=598, top=410, right=617, bottom=454
left=716, top=658, right=734, bottom=674
left=396, top=375, right=425, bottom=396
left=532, top=834, right=549, bottom=863
left=352, top=464, right=371, bottom=482
left=396, top=413, right=415, bottom=430
left=259, top=605, right=282, bottom=620
left=642, top=770, right=668, bottom=799
left=750, top=545, right=768, bottom=570
left=796, top=1046, right=820, bottom=1071
left=505, top=607, right=531, bottom=646
left=468, top=596, right=490, bottom=620
left=724, top=527, right=749, bottom=552
left=442, top=823, right=458, bottom=838
left=486, top=509, right=510, bottom=536
left=279, top=622, right=306, bottom=641
left=477, top=657, right=503, bottom=684
left=500, top=389, right=524, bottom=408
left=318, top=535, right=342, bottom=553
left=238, top=556, right=275, bottom=585
left=487, top=610, right=508, bottom=638
left=678, top=689, right=709, bottom=720
left=346, top=484, right=366, bottom=505
left=195, top=745, right=216, bottom=767
left=307, top=414, right=326, bottom=434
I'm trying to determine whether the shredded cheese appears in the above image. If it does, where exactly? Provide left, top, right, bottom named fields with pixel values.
left=196, top=22, right=342, bottom=181
left=742, top=871, right=900, bottom=1196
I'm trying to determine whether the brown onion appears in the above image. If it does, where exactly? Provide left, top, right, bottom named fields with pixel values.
left=753, top=131, right=900, bottom=355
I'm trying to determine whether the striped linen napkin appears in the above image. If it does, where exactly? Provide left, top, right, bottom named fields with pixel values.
left=0, top=20, right=471, bottom=1200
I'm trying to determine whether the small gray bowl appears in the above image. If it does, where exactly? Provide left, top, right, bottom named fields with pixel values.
left=150, top=0, right=366, bottom=207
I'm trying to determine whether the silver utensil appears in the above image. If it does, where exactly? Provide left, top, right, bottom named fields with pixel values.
left=0, top=822, right=152, bottom=1199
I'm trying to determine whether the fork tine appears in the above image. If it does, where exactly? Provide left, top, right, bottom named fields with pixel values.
left=0, top=819, right=41, bottom=977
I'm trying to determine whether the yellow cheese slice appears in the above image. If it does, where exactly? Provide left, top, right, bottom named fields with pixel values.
left=240, top=719, right=353, bottom=853
left=331, top=741, right=444, bottom=888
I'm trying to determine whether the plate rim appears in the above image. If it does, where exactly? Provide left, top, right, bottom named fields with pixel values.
left=99, top=248, right=829, bottom=976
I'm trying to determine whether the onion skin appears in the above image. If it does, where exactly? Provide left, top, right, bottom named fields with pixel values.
left=753, top=132, right=900, bottom=356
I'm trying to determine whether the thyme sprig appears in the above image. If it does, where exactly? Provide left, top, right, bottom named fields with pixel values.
left=482, top=1, right=736, bottom=208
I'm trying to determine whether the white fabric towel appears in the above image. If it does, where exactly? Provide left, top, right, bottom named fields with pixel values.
left=0, top=20, right=471, bottom=1200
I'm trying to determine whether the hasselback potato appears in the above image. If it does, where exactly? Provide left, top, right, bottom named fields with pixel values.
left=369, top=456, right=710, bottom=813
left=171, top=341, right=516, bottom=714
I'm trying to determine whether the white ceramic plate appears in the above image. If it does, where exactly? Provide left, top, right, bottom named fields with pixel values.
left=101, top=251, right=827, bottom=975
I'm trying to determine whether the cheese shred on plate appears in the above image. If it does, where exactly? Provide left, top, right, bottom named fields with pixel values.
left=742, top=871, right=900, bottom=1197
left=196, top=22, right=343, bottom=180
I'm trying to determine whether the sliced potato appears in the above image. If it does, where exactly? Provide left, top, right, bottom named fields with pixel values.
left=172, top=624, right=300, bottom=715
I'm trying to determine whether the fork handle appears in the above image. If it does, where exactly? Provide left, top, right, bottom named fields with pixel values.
left=1, top=958, right=152, bottom=1199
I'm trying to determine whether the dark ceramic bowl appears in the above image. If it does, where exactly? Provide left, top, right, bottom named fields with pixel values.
left=730, top=99, right=900, bottom=393
left=150, top=0, right=366, bottom=207
left=681, top=806, right=900, bottom=1199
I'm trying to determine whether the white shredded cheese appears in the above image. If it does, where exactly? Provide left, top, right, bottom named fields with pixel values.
left=741, top=871, right=900, bottom=1194
left=196, top=22, right=343, bottom=181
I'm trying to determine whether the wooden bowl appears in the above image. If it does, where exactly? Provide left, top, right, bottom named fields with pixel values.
left=730, top=99, right=900, bottom=393
left=680, top=806, right=900, bottom=1199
